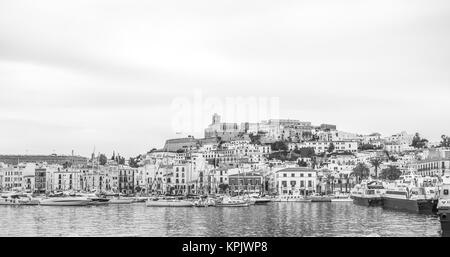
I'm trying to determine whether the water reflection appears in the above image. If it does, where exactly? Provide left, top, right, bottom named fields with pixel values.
left=0, top=202, right=442, bottom=237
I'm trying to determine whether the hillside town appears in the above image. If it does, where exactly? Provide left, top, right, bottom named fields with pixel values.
left=1, top=114, right=450, bottom=197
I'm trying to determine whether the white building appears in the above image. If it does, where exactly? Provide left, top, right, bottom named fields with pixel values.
left=384, top=143, right=413, bottom=153
left=275, top=167, right=317, bottom=195
left=289, top=141, right=358, bottom=154
left=52, top=168, right=83, bottom=192
left=0, top=164, right=25, bottom=190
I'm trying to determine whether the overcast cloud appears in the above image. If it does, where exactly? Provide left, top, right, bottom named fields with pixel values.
left=1, top=0, right=449, bottom=157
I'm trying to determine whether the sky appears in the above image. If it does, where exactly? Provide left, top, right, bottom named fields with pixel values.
left=1, top=0, right=450, bottom=157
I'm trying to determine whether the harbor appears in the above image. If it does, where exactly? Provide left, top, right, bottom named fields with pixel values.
left=1, top=170, right=449, bottom=237
left=0, top=201, right=442, bottom=237
left=1, top=115, right=450, bottom=237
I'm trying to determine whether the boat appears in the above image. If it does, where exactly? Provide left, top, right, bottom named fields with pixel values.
left=274, top=194, right=311, bottom=202
left=109, top=197, right=134, bottom=204
left=382, top=184, right=436, bottom=213
left=381, top=171, right=439, bottom=213
left=193, top=196, right=216, bottom=207
left=0, top=193, right=40, bottom=206
left=133, top=196, right=148, bottom=203
left=350, top=180, right=385, bottom=206
left=216, top=196, right=250, bottom=207
left=77, top=192, right=110, bottom=206
left=146, top=197, right=194, bottom=207
left=40, top=196, right=91, bottom=206
left=437, top=174, right=450, bottom=234
left=309, top=195, right=333, bottom=202
left=252, top=196, right=272, bottom=205
left=330, top=193, right=353, bottom=202
left=104, top=193, right=134, bottom=204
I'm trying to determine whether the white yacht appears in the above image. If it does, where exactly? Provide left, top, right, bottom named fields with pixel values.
left=40, top=196, right=91, bottom=206
left=0, top=192, right=40, bottom=206
left=216, top=196, right=250, bottom=207
left=146, top=197, right=194, bottom=207
left=274, top=194, right=311, bottom=202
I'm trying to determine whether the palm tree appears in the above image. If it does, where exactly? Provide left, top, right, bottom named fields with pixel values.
left=380, top=165, right=402, bottom=181
left=370, top=158, right=383, bottom=178
left=352, top=163, right=370, bottom=184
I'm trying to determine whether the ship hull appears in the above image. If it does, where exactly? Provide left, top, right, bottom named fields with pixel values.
left=254, top=199, right=272, bottom=205
left=352, top=196, right=383, bottom=207
left=216, top=203, right=249, bottom=207
left=382, top=197, right=434, bottom=213
left=438, top=209, right=450, bottom=235
left=40, top=200, right=91, bottom=206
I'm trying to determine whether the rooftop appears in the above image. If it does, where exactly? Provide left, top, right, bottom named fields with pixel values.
left=276, top=167, right=316, bottom=173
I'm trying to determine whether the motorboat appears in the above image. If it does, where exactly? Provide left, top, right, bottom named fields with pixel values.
left=216, top=196, right=250, bottom=207
left=146, top=197, right=194, bottom=207
left=193, top=197, right=216, bottom=207
left=351, top=180, right=385, bottom=206
left=330, top=193, right=353, bottom=202
left=274, top=194, right=311, bottom=202
left=77, top=192, right=110, bottom=206
left=109, top=197, right=134, bottom=204
left=133, top=197, right=148, bottom=203
left=308, top=194, right=333, bottom=203
left=0, top=193, right=40, bottom=206
left=246, top=194, right=272, bottom=205
left=40, top=196, right=91, bottom=206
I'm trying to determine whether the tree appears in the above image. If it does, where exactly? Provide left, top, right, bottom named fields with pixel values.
left=327, top=143, right=335, bottom=153
left=359, top=143, right=376, bottom=151
left=293, top=147, right=315, bottom=158
left=380, top=165, right=402, bottom=181
left=218, top=183, right=229, bottom=193
left=118, top=156, right=126, bottom=165
left=370, top=158, right=383, bottom=178
left=129, top=157, right=140, bottom=168
left=298, top=159, right=308, bottom=167
left=62, top=161, right=72, bottom=169
left=441, top=135, right=450, bottom=147
left=271, top=141, right=288, bottom=151
left=249, top=133, right=262, bottom=145
left=99, top=154, right=108, bottom=166
left=351, top=163, right=370, bottom=183
left=111, top=151, right=116, bottom=160
left=411, top=132, right=428, bottom=149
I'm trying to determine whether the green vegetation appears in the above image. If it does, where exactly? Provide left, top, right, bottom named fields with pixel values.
left=411, top=132, right=428, bottom=149
left=270, top=141, right=288, bottom=151
left=370, top=158, right=383, bottom=178
left=292, top=147, right=315, bottom=158
left=327, top=143, right=335, bottom=153
left=351, top=162, right=370, bottom=183
left=380, top=165, right=402, bottom=180
left=99, top=154, right=108, bottom=165
left=441, top=135, right=450, bottom=147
